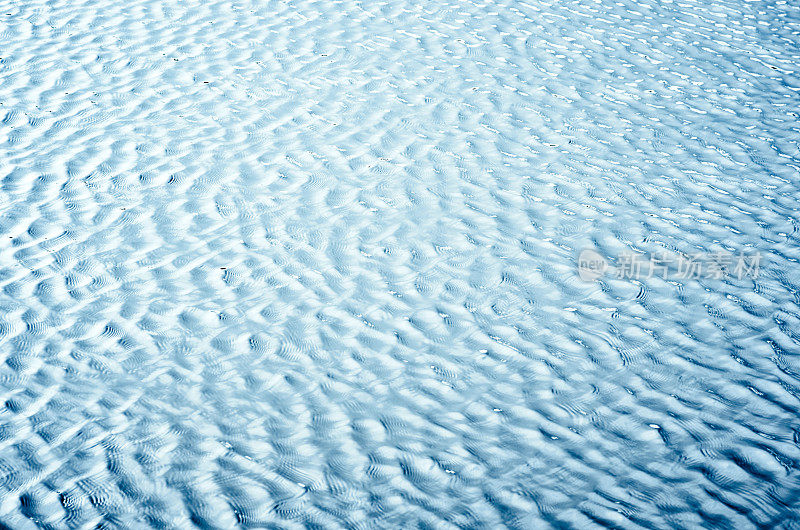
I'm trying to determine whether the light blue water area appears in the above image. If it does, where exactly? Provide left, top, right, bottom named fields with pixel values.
left=1, top=0, right=800, bottom=527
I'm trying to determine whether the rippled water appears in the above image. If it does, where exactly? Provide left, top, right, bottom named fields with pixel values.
left=1, top=0, right=800, bottom=527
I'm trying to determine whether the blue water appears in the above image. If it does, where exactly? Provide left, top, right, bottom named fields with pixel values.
left=1, top=0, right=800, bottom=527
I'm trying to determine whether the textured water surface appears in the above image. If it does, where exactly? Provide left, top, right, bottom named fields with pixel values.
left=1, top=0, right=800, bottom=527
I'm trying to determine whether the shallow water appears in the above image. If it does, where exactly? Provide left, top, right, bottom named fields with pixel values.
left=1, top=0, right=800, bottom=527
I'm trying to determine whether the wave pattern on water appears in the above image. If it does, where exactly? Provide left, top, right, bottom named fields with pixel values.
left=1, top=0, right=800, bottom=527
